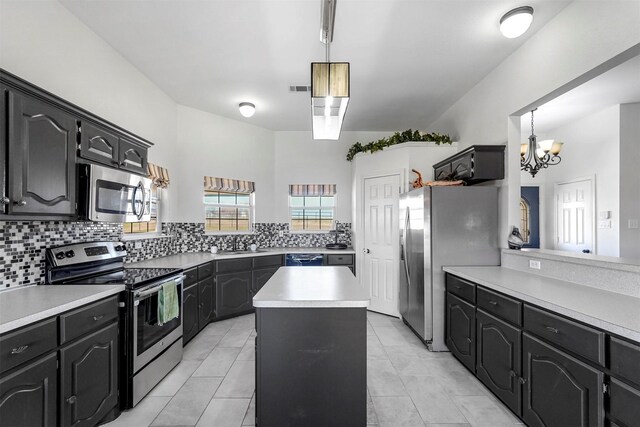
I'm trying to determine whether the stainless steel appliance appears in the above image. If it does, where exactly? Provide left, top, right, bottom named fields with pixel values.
left=399, top=186, right=499, bottom=351
left=46, top=241, right=184, bottom=408
left=78, top=163, right=152, bottom=222
left=285, top=253, right=325, bottom=266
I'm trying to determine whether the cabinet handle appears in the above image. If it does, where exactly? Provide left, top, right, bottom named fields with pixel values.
left=488, top=301, right=498, bottom=306
left=519, top=377, right=527, bottom=384
left=455, top=285, right=462, bottom=290
left=66, top=395, right=77, bottom=405
left=0, top=197, right=9, bottom=205
left=92, top=314, right=104, bottom=321
left=14, top=200, right=27, bottom=207
left=545, top=326, right=559, bottom=334
left=509, top=370, right=517, bottom=377
left=11, top=345, right=29, bottom=355
left=466, top=338, right=472, bottom=343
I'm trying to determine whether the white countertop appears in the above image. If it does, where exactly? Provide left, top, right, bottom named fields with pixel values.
left=443, top=266, right=640, bottom=342
left=253, top=267, right=369, bottom=308
left=0, top=285, right=125, bottom=334
left=127, top=247, right=355, bottom=269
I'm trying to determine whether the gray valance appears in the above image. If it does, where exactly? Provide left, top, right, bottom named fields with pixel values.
left=204, top=176, right=255, bottom=193
left=289, top=184, right=336, bottom=197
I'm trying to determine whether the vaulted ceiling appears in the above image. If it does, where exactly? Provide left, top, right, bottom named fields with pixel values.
left=60, top=0, right=571, bottom=132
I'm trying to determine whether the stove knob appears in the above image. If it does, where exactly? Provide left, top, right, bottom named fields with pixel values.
left=55, top=252, right=65, bottom=260
left=115, top=245, right=125, bottom=252
left=65, top=250, right=75, bottom=258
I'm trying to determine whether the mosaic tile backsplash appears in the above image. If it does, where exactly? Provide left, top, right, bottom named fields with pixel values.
left=1, top=221, right=352, bottom=287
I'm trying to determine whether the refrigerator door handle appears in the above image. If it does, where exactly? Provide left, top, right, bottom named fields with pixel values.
left=402, top=207, right=411, bottom=286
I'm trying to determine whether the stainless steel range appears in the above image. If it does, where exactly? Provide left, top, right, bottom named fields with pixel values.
left=46, top=241, right=184, bottom=408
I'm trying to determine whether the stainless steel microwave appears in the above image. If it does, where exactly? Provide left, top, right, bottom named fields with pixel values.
left=78, top=163, right=152, bottom=222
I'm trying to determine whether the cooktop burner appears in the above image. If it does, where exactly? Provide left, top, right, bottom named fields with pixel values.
left=73, top=267, right=182, bottom=288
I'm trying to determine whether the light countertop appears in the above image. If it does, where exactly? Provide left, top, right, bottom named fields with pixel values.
left=443, top=266, right=640, bottom=342
left=253, top=266, right=369, bottom=308
left=127, top=247, right=355, bottom=270
left=0, top=284, right=124, bottom=334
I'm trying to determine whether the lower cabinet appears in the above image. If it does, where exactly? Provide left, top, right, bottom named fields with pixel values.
left=446, top=292, right=475, bottom=372
left=183, top=284, right=199, bottom=344
left=59, top=323, right=119, bottom=427
left=522, top=333, right=604, bottom=427
left=216, top=271, right=253, bottom=318
left=0, top=352, right=58, bottom=427
left=198, top=277, right=215, bottom=330
left=476, top=309, right=522, bottom=416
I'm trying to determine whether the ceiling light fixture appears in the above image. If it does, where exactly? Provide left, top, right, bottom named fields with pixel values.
left=238, top=102, right=256, bottom=118
left=311, top=0, right=350, bottom=140
left=500, top=6, right=534, bottom=39
left=521, top=108, right=563, bottom=177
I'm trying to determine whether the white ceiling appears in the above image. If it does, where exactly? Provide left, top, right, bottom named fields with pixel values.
left=60, top=0, right=571, bottom=132
left=523, top=53, right=640, bottom=133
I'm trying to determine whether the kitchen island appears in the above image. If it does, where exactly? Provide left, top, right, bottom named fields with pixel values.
left=253, top=266, right=369, bottom=427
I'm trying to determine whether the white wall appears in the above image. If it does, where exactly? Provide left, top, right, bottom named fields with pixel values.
left=619, top=102, right=640, bottom=259
left=522, top=105, right=620, bottom=256
left=428, top=1, right=640, bottom=248
left=175, top=106, right=276, bottom=223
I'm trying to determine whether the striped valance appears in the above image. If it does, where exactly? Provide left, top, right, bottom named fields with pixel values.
left=147, top=163, right=170, bottom=188
left=289, top=184, right=336, bottom=197
left=204, top=176, right=255, bottom=193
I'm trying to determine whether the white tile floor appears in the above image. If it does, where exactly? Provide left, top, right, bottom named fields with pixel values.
left=106, top=311, right=522, bottom=427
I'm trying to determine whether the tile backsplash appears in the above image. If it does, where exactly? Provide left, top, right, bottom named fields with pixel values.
left=1, top=221, right=351, bottom=288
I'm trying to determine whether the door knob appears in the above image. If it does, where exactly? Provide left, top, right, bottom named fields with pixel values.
left=363, top=248, right=370, bottom=254
left=0, top=197, right=9, bottom=205
left=14, top=200, right=26, bottom=207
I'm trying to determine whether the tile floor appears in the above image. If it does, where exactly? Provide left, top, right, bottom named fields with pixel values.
left=106, top=311, right=522, bottom=427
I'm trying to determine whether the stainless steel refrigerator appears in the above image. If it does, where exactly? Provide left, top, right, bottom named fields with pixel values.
left=399, top=186, right=500, bottom=351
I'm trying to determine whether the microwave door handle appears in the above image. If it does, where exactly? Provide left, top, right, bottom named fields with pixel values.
left=137, top=183, right=146, bottom=220
left=131, top=184, right=139, bottom=219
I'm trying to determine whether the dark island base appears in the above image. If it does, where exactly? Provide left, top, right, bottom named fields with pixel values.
left=255, top=307, right=367, bottom=427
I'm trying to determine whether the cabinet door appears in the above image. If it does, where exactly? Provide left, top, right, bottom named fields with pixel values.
left=79, top=121, right=119, bottom=167
left=446, top=292, right=476, bottom=372
left=118, top=137, right=147, bottom=175
left=0, top=352, right=57, bottom=427
left=216, top=271, right=252, bottom=318
left=198, top=277, right=215, bottom=330
left=182, top=284, right=199, bottom=344
left=252, top=267, right=279, bottom=295
left=476, top=309, right=522, bottom=416
left=60, top=323, right=118, bottom=427
left=522, top=333, right=604, bottom=427
left=8, top=91, right=77, bottom=216
left=0, top=84, right=7, bottom=215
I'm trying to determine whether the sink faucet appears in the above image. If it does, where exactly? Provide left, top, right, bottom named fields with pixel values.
left=232, top=236, right=238, bottom=251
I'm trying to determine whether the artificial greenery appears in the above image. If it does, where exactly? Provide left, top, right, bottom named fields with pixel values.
left=346, top=129, right=452, bottom=161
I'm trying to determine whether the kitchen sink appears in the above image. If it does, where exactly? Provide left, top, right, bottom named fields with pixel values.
left=219, top=249, right=267, bottom=255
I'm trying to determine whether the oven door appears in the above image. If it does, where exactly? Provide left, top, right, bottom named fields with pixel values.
left=132, top=275, right=184, bottom=373
left=88, top=164, right=152, bottom=223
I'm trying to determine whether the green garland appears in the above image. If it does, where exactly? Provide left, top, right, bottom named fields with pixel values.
left=346, top=129, right=452, bottom=161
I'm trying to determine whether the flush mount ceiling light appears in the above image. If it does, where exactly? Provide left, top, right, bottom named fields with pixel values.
left=311, top=0, right=350, bottom=140
left=500, top=6, right=534, bottom=38
left=238, top=102, right=256, bottom=118
left=521, top=108, right=564, bottom=177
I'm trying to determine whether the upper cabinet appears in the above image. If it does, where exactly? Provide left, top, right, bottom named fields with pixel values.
left=433, top=145, right=505, bottom=185
left=7, top=90, right=77, bottom=217
left=0, top=69, right=153, bottom=219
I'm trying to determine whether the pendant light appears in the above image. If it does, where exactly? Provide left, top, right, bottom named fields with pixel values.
left=521, top=108, right=563, bottom=177
left=500, top=6, right=534, bottom=39
left=311, top=0, right=350, bottom=140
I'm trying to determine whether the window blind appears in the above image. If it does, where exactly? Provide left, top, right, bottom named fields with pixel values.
left=147, top=163, right=170, bottom=188
left=289, top=184, right=336, bottom=197
left=204, top=176, right=255, bottom=193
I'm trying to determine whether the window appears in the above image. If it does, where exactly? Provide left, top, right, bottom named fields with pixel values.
left=124, top=188, right=160, bottom=234
left=289, top=184, right=336, bottom=232
left=204, top=176, right=255, bottom=233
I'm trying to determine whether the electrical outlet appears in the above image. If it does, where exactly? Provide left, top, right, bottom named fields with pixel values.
left=598, top=220, right=612, bottom=229
left=134, top=240, right=142, bottom=249
left=629, top=219, right=639, bottom=229
left=529, top=260, right=541, bottom=270
left=278, top=230, right=284, bottom=237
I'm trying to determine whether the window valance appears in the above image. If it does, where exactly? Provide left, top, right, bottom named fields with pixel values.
left=147, top=163, right=170, bottom=188
left=289, top=184, right=336, bottom=197
left=204, top=176, right=255, bottom=193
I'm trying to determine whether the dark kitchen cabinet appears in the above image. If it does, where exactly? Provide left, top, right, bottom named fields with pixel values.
left=59, top=323, right=118, bottom=427
left=476, top=309, right=522, bottom=416
left=118, top=137, right=147, bottom=175
left=0, top=352, right=58, bottom=427
left=522, top=333, right=604, bottom=427
left=252, top=267, right=279, bottom=296
left=183, top=284, right=199, bottom=344
left=79, top=121, right=119, bottom=167
left=216, top=271, right=253, bottom=318
left=8, top=90, right=77, bottom=216
left=446, top=292, right=476, bottom=372
left=198, top=277, right=215, bottom=330
left=432, top=145, right=505, bottom=185
left=0, top=84, right=7, bottom=215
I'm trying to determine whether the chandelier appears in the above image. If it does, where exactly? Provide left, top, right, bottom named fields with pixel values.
left=521, top=108, right=563, bottom=177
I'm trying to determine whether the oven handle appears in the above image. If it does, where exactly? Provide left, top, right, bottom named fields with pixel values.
left=134, top=275, right=185, bottom=301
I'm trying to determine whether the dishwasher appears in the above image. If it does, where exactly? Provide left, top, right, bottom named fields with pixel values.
left=285, top=253, right=324, bottom=266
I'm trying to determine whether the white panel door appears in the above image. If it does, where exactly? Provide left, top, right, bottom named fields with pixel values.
left=363, top=174, right=400, bottom=316
left=556, top=179, right=594, bottom=254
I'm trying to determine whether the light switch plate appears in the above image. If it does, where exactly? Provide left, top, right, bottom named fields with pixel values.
left=598, top=220, right=612, bottom=229
left=278, top=230, right=284, bottom=237
left=529, top=260, right=541, bottom=270
left=629, top=219, right=639, bottom=229
left=134, top=240, right=142, bottom=249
